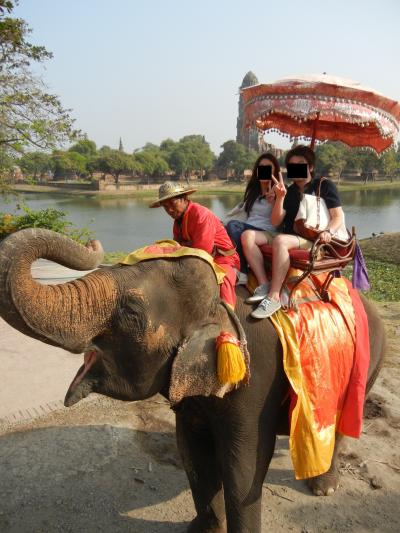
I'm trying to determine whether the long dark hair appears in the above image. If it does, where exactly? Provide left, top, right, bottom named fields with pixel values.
left=243, top=152, right=280, bottom=214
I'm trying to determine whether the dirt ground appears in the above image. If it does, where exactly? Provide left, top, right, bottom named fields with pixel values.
left=0, top=241, right=399, bottom=532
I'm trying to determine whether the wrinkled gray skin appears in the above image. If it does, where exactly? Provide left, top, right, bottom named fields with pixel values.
left=0, top=229, right=385, bottom=533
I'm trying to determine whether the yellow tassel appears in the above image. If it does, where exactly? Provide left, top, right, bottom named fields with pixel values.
left=216, top=331, right=246, bottom=385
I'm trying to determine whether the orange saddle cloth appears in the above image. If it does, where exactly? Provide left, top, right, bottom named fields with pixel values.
left=267, top=272, right=370, bottom=479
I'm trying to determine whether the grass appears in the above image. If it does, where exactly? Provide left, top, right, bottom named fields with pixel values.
left=103, top=251, right=127, bottom=264
left=336, top=180, right=400, bottom=193
left=356, top=233, right=400, bottom=302
left=344, top=260, right=400, bottom=302
left=364, top=260, right=400, bottom=301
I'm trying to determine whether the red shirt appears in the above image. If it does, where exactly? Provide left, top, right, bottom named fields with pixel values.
left=173, top=201, right=239, bottom=267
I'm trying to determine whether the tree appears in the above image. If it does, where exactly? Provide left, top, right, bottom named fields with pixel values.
left=51, top=150, right=87, bottom=179
left=19, top=151, right=52, bottom=179
left=118, top=137, right=124, bottom=152
left=168, top=135, right=215, bottom=179
left=0, top=1, right=76, bottom=162
left=381, top=148, right=399, bottom=181
left=168, top=144, right=189, bottom=177
left=159, top=138, right=176, bottom=156
left=358, top=150, right=381, bottom=183
left=135, top=146, right=169, bottom=177
left=216, top=140, right=257, bottom=177
left=93, top=150, right=139, bottom=183
left=315, top=143, right=348, bottom=181
left=68, top=139, right=97, bottom=158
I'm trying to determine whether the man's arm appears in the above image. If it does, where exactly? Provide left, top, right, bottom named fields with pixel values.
left=189, top=210, right=216, bottom=254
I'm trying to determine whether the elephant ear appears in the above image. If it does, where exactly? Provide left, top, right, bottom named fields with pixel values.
left=169, top=322, right=233, bottom=405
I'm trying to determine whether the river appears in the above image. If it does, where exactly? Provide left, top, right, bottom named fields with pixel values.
left=1, top=188, right=400, bottom=251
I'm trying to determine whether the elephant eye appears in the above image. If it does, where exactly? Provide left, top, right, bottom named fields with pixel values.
left=117, top=296, right=148, bottom=337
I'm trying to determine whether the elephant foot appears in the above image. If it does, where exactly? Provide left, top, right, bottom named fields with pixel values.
left=187, top=514, right=227, bottom=533
left=307, top=465, right=340, bottom=496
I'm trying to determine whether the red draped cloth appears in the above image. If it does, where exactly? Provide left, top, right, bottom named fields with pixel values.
left=269, top=274, right=370, bottom=479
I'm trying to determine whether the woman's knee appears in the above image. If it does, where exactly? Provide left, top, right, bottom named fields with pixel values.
left=241, top=229, right=254, bottom=249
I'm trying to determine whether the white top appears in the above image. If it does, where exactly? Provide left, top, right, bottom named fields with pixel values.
left=246, top=197, right=275, bottom=232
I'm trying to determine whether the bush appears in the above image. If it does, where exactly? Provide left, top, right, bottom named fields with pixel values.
left=0, top=205, right=93, bottom=243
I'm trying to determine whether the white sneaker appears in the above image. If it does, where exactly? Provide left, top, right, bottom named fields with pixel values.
left=237, top=272, right=248, bottom=286
left=251, top=297, right=281, bottom=319
left=245, top=283, right=270, bottom=304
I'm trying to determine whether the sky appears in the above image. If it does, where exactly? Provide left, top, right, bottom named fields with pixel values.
left=14, top=0, right=400, bottom=155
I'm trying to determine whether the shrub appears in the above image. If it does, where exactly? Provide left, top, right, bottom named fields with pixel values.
left=0, top=205, right=93, bottom=243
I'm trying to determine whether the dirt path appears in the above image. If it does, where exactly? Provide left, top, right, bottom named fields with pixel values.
left=0, top=302, right=399, bottom=532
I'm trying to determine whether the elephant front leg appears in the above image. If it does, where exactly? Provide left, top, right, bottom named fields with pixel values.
left=176, top=411, right=226, bottom=533
left=308, top=433, right=344, bottom=496
left=219, top=441, right=274, bottom=533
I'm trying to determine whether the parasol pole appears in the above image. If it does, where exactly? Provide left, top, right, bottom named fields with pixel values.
left=310, top=112, right=320, bottom=150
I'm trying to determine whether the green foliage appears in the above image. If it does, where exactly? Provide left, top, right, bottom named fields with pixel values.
left=0, top=146, right=15, bottom=171
left=51, top=150, right=87, bottom=179
left=315, top=143, right=347, bottom=176
left=0, top=1, right=77, bottom=162
left=381, top=148, right=399, bottom=178
left=167, top=135, right=215, bottom=176
left=19, top=151, right=52, bottom=179
left=313, top=142, right=394, bottom=177
left=92, top=149, right=139, bottom=182
left=216, top=140, right=258, bottom=176
left=103, top=251, right=128, bottom=264
left=68, top=139, right=97, bottom=158
left=135, top=145, right=169, bottom=176
left=344, top=260, right=400, bottom=302
left=159, top=138, right=176, bottom=155
left=0, top=204, right=93, bottom=242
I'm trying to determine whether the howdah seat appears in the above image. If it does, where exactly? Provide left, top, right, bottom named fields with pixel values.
left=259, top=228, right=357, bottom=308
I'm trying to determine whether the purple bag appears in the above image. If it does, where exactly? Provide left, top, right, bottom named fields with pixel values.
left=352, top=243, right=370, bottom=290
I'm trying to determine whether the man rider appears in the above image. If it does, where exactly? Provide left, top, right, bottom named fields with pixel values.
left=150, top=181, right=240, bottom=308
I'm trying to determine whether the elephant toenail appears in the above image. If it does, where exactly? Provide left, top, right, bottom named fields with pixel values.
left=315, top=489, right=324, bottom=496
left=326, top=487, right=335, bottom=495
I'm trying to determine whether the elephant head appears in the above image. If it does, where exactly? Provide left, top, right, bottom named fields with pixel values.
left=0, top=229, right=239, bottom=407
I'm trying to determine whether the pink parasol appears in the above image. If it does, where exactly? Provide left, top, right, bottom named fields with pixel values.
left=241, top=74, right=400, bottom=153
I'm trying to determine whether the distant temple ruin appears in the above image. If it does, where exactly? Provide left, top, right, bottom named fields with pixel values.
left=236, top=72, right=265, bottom=152
left=236, top=71, right=284, bottom=157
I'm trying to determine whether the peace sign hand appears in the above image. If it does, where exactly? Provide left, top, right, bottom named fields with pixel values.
left=272, top=172, right=286, bottom=199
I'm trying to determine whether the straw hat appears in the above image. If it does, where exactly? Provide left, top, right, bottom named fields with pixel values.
left=149, top=181, right=197, bottom=208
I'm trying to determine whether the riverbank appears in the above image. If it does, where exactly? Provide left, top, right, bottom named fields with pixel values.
left=10, top=178, right=400, bottom=198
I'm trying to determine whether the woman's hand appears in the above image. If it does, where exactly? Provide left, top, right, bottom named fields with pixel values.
left=272, top=172, right=286, bottom=200
left=319, top=230, right=332, bottom=244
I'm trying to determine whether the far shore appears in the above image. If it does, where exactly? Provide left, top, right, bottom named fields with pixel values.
left=9, top=179, right=400, bottom=198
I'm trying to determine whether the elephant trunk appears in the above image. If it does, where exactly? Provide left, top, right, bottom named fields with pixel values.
left=0, top=228, right=117, bottom=353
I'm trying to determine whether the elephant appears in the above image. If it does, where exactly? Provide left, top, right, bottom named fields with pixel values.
left=0, top=228, right=385, bottom=533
